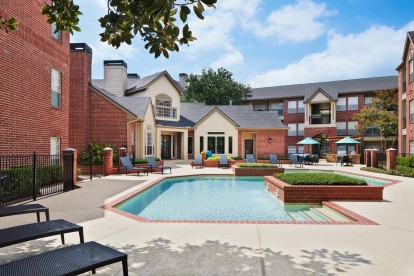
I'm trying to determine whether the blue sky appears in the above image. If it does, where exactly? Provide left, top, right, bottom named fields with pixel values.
left=71, top=0, right=414, bottom=88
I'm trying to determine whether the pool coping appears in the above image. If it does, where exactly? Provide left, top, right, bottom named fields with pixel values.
left=102, top=173, right=384, bottom=225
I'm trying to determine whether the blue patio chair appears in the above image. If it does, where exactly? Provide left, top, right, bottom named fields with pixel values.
left=289, top=155, right=304, bottom=168
left=146, top=156, right=172, bottom=174
left=120, top=157, right=148, bottom=176
left=191, top=154, right=204, bottom=169
left=218, top=154, right=230, bottom=169
left=246, top=154, right=255, bottom=163
left=269, top=154, right=282, bottom=167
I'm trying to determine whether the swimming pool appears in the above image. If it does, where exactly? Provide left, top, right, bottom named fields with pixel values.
left=116, top=176, right=351, bottom=222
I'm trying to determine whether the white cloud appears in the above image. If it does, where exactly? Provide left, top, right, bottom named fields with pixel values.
left=249, top=20, right=414, bottom=87
left=210, top=46, right=244, bottom=68
left=248, top=0, right=336, bottom=42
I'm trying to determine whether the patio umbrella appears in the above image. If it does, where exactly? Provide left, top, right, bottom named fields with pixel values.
left=335, top=137, right=360, bottom=144
left=297, top=137, right=320, bottom=145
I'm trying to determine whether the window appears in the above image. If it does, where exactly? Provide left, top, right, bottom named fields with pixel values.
left=288, top=101, right=296, bottom=114
left=269, top=101, right=284, bottom=116
left=288, top=124, right=297, bottom=136
left=188, top=137, right=193, bottom=155
left=337, top=97, right=346, bottom=111
left=50, top=137, right=60, bottom=165
left=51, top=22, right=62, bottom=41
left=348, top=97, right=358, bottom=110
left=298, top=123, right=304, bottom=136
left=410, top=100, right=414, bottom=124
left=297, top=146, right=304, bottom=154
left=228, top=136, right=233, bottom=154
left=207, top=132, right=225, bottom=154
left=145, top=126, right=153, bottom=155
left=155, top=95, right=177, bottom=118
left=253, top=102, right=268, bottom=111
left=364, top=96, right=373, bottom=106
left=410, top=59, right=414, bottom=82
left=298, top=101, right=304, bottom=113
left=337, top=122, right=346, bottom=136
left=348, top=121, right=358, bottom=135
left=337, top=144, right=346, bottom=153
left=410, top=141, right=414, bottom=156
left=200, top=136, right=204, bottom=153
left=51, top=68, right=61, bottom=108
left=288, top=146, right=297, bottom=156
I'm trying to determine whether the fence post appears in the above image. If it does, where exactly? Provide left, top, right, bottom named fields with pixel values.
left=32, top=151, right=37, bottom=201
left=386, top=148, right=397, bottom=171
left=371, top=149, right=378, bottom=168
left=103, top=148, right=114, bottom=176
left=364, top=149, right=371, bottom=167
left=63, top=148, right=77, bottom=191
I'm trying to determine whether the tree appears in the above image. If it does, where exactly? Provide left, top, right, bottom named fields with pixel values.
left=1, top=0, right=217, bottom=58
left=353, top=89, right=398, bottom=151
left=181, top=68, right=252, bottom=105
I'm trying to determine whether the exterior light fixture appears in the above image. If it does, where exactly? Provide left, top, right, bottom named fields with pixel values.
left=268, top=137, right=272, bottom=144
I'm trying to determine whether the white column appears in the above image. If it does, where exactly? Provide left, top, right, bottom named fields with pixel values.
left=183, top=130, right=188, bottom=160
left=331, top=102, right=336, bottom=123
left=156, top=128, right=162, bottom=159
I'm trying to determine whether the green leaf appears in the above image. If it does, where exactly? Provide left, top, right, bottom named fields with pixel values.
left=193, top=6, right=204, bottom=19
left=180, top=6, right=191, bottom=22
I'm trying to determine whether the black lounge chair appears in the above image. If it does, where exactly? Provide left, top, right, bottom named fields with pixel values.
left=0, top=204, right=49, bottom=222
left=289, top=155, right=304, bottom=167
left=218, top=154, right=230, bottom=169
left=269, top=154, right=282, bottom=167
left=0, top=241, right=128, bottom=276
left=0, top=219, right=84, bottom=248
left=246, top=154, right=255, bottom=163
left=146, top=156, right=172, bottom=174
left=120, top=157, right=148, bottom=176
left=191, top=154, right=204, bottom=169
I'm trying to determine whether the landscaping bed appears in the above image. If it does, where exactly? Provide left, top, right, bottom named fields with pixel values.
left=232, top=163, right=284, bottom=176
left=265, top=173, right=383, bottom=203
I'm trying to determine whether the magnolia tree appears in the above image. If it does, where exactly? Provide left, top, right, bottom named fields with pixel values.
left=0, top=0, right=217, bottom=58
left=353, top=89, right=398, bottom=151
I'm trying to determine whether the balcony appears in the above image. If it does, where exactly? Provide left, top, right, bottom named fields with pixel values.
left=310, top=114, right=331, bottom=125
left=364, top=127, right=380, bottom=136
left=403, top=117, right=407, bottom=129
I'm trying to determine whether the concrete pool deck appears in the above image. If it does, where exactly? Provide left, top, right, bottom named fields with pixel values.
left=1, top=161, right=414, bottom=275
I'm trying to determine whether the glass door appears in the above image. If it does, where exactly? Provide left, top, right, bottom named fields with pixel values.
left=161, top=135, right=171, bottom=159
left=245, top=139, right=254, bottom=157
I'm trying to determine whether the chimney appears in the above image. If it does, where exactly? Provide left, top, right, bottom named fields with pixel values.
left=104, top=60, right=127, bottom=96
left=127, top=73, right=140, bottom=79
left=179, top=73, right=188, bottom=89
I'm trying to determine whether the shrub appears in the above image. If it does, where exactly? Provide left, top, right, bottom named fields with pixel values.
left=396, top=156, right=414, bottom=167
left=237, top=163, right=277, bottom=167
left=360, top=165, right=414, bottom=178
left=80, top=143, right=119, bottom=165
left=134, top=157, right=161, bottom=164
left=257, top=156, right=270, bottom=160
left=207, top=156, right=232, bottom=161
left=360, top=167, right=386, bottom=174
left=274, top=173, right=367, bottom=185
left=278, top=157, right=290, bottom=160
left=232, top=156, right=243, bottom=160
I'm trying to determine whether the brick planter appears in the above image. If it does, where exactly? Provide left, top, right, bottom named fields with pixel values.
left=232, top=165, right=284, bottom=176
left=204, top=160, right=219, bottom=167
left=256, top=160, right=270, bottom=163
left=264, top=176, right=384, bottom=203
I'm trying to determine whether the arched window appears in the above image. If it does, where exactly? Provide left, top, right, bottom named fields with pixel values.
left=155, top=95, right=177, bottom=118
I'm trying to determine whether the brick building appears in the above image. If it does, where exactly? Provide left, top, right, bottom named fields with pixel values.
left=0, top=0, right=70, bottom=155
left=397, top=31, right=414, bottom=155
left=246, top=76, right=398, bottom=158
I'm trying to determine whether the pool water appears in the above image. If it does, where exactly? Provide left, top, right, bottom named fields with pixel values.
left=116, top=176, right=349, bottom=222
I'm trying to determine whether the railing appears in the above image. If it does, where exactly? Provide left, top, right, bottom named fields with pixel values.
left=0, top=152, right=65, bottom=206
left=310, top=114, right=331, bottom=124
left=403, top=81, right=406, bottom=93
left=364, top=127, right=380, bottom=136
left=402, top=117, right=407, bottom=129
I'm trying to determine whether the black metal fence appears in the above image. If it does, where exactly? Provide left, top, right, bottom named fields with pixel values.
left=0, top=152, right=66, bottom=206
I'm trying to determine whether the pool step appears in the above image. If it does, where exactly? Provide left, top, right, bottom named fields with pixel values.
left=312, top=206, right=352, bottom=222
left=286, top=211, right=311, bottom=222
left=302, top=209, right=332, bottom=222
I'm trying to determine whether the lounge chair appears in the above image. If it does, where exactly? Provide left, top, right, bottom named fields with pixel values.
left=269, top=154, right=282, bottom=167
left=289, top=155, right=304, bottom=167
left=246, top=154, right=255, bottom=163
left=0, top=219, right=84, bottom=248
left=0, top=204, right=50, bottom=222
left=0, top=241, right=128, bottom=276
left=120, top=157, right=148, bottom=176
left=146, top=156, right=172, bottom=174
left=191, top=154, right=204, bottom=169
left=218, top=154, right=230, bottom=169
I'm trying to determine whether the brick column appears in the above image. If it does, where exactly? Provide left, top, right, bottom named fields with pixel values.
left=62, top=148, right=77, bottom=191
left=371, top=149, right=378, bottom=168
left=103, top=148, right=113, bottom=176
left=386, top=148, right=397, bottom=171
left=364, top=149, right=371, bottom=167
left=118, top=147, right=126, bottom=168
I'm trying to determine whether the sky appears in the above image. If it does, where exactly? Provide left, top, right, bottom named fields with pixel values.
left=71, top=0, right=414, bottom=88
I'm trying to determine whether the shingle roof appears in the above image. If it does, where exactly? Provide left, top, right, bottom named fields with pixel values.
left=126, top=71, right=164, bottom=93
left=90, top=83, right=150, bottom=118
left=408, top=31, right=414, bottom=43
left=250, top=76, right=397, bottom=101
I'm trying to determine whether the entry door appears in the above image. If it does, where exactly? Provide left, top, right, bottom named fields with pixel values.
left=161, top=135, right=171, bottom=159
left=245, top=139, right=254, bottom=157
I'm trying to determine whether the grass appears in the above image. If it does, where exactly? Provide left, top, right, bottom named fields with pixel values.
left=274, top=172, right=367, bottom=185
left=236, top=163, right=278, bottom=167
left=361, top=165, right=414, bottom=178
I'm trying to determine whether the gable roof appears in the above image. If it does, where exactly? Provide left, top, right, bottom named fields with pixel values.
left=396, top=31, right=414, bottom=70
left=249, top=76, right=397, bottom=101
left=305, top=88, right=333, bottom=103
left=125, top=71, right=184, bottom=96
left=193, top=108, right=239, bottom=128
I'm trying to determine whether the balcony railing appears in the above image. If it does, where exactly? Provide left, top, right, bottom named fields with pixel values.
left=310, top=114, right=331, bottom=124
left=364, top=127, right=380, bottom=136
left=403, top=117, right=407, bottom=129
left=403, top=81, right=406, bottom=93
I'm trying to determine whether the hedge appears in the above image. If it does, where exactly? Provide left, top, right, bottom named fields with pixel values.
left=396, top=156, right=414, bottom=167
left=360, top=165, right=414, bottom=178
left=134, top=157, right=161, bottom=164
left=207, top=156, right=232, bottom=161
left=274, top=172, right=367, bottom=185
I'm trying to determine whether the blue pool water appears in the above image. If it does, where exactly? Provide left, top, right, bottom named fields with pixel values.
left=116, top=176, right=325, bottom=221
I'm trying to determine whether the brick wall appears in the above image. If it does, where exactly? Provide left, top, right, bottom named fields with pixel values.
left=238, top=129, right=286, bottom=158
left=0, top=0, right=70, bottom=155
left=400, top=41, right=414, bottom=153
left=336, top=93, right=364, bottom=122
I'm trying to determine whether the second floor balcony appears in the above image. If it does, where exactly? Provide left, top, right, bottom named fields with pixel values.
left=310, top=114, right=331, bottom=124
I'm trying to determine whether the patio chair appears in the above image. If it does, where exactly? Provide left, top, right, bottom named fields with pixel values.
left=269, top=154, right=282, bottom=167
left=340, top=155, right=352, bottom=166
left=289, top=155, right=304, bottom=168
left=0, top=241, right=128, bottom=276
left=310, top=154, right=319, bottom=165
left=218, top=154, right=230, bottom=169
left=120, top=157, right=148, bottom=176
left=191, top=154, right=204, bottom=169
left=0, top=203, right=50, bottom=222
left=146, top=156, right=172, bottom=174
left=246, top=154, right=255, bottom=163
